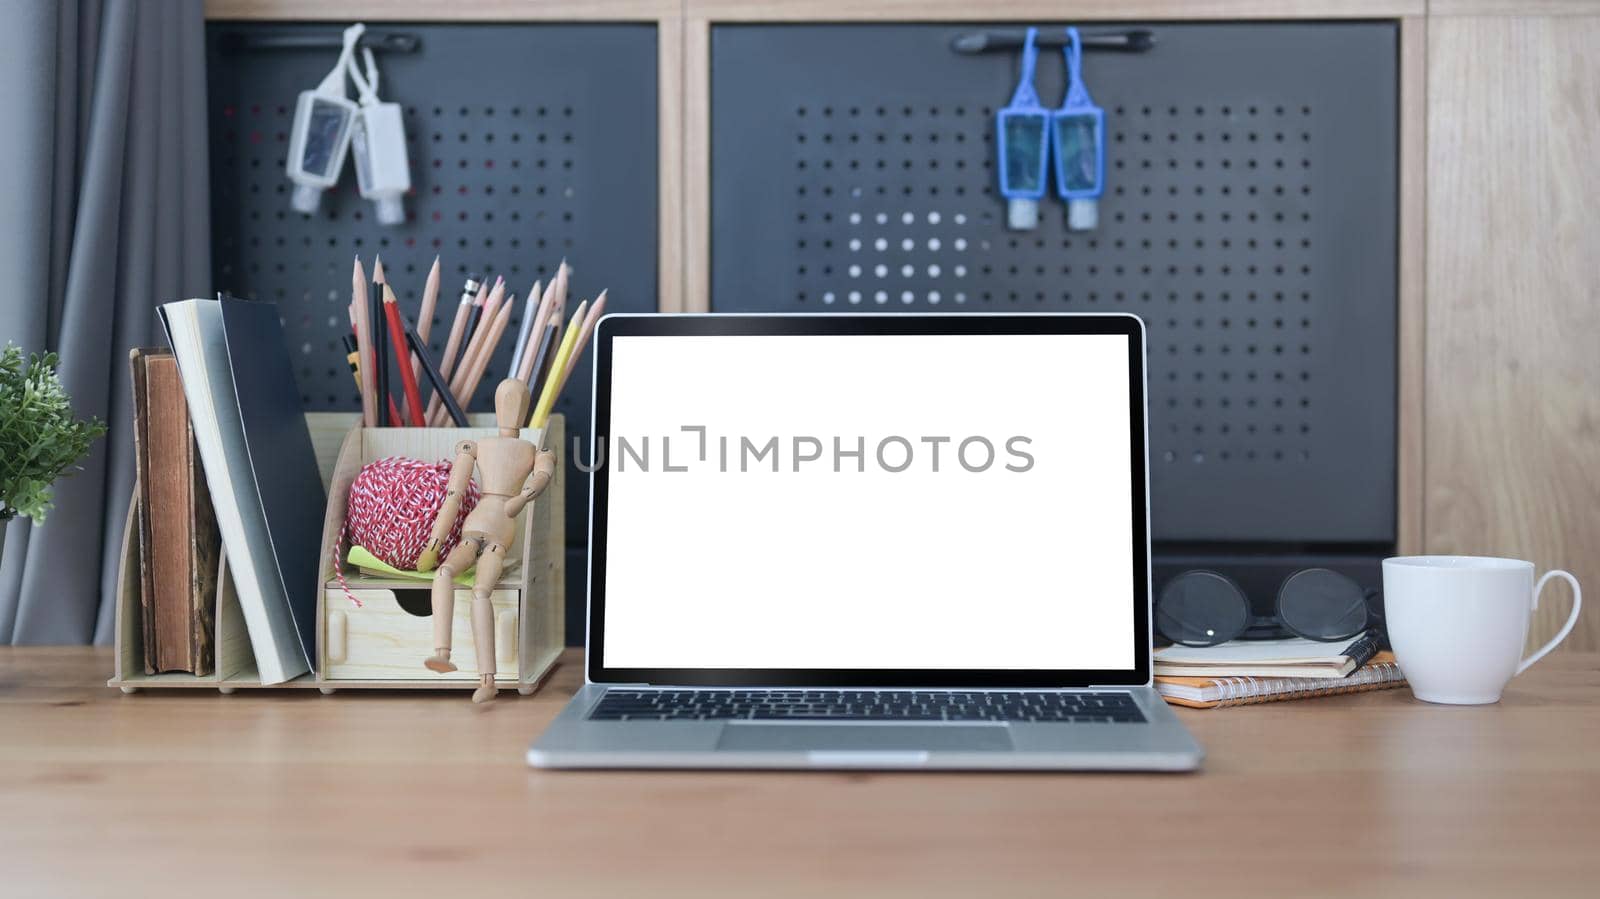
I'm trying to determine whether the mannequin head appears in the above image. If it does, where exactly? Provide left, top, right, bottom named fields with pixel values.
left=494, top=378, right=530, bottom=435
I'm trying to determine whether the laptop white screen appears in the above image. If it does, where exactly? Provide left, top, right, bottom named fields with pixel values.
left=598, top=331, right=1137, bottom=672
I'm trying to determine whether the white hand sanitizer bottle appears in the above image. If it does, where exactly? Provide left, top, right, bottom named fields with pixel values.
left=347, top=46, right=411, bottom=226
left=285, top=24, right=364, bottom=215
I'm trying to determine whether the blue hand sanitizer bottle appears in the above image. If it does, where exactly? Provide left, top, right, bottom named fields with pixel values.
left=1051, top=27, right=1107, bottom=231
left=996, top=27, right=1050, bottom=231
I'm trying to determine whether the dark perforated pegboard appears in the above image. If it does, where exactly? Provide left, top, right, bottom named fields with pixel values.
left=711, top=23, right=1397, bottom=545
left=208, top=24, right=658, bottom=642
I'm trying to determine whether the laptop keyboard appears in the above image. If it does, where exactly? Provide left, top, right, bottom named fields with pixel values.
left=588, top=689, right=1146, bottom=723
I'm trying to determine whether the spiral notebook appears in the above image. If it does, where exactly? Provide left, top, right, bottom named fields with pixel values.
left=1156, top=653, right=1406, bottom=709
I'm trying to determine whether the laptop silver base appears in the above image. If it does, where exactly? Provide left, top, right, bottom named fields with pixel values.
left=529, top=685, right=1204, bottom=771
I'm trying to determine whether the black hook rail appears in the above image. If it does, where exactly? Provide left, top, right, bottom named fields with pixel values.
left=952, top=28, right=1154, bottom=55
left=216, top=30, right=422, bottom=54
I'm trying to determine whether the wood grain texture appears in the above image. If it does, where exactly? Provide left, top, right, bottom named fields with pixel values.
left=1431, top=0, right=1600, bottom=15
left=683, top=0, right=1424, bottom=19
left=204, top=0, right=679, bottom=19
left=1425, top=16, right=1600, bottom=652
left=683, top=18, right=712, bottom=313
left=659, top=17, right=686, bottom=313
left=322, top=587, right=519, bottom=680
left=1397, top=17, right=1427, bottom=556
left=6, top=647, right=1600, bottom=897
left=204, top=0, right=1426, bottom=18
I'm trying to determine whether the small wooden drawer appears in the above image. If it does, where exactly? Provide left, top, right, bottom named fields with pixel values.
left=322, top=587, right=519, bottom=682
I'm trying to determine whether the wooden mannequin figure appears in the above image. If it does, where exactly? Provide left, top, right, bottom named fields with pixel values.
left=416, top=378, right=557, bottom=703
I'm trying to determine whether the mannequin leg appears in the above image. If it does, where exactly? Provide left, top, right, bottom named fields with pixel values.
left=424, top=541, right=480, bottom=673
left=469, top=542, right=508, bottom=703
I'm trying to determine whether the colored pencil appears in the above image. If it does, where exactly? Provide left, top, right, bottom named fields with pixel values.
left=405, top=321, right=467, bottom=426
left=452, top=297, right=514, bottom=419
left=460, top=278, right=489, bottom=351
left=351, top=257, right=377, bottom=426
left=347, top=325, right=402, bottom=424
left=517, top=276, right=561, bottom=383
left=522, top=321, right=559, bottom=399
left=372, top=255, right=387, bottom=285
left=558, top=289, right=607, bottom=387
left=428, top=273, right=481, bottom=424
left=438, top=273, right=480, bottom=381
left=452, top=278, right=490, bottom=374
left=532, top=264, right=568, bottom=385
left=342, top=334, right=362, bottom=393
left=473, top=276, right=508, bottom=362
left=532, top=318, right=562, bottom=392
left=508, top=283, right=540, bottom=378
left=551, top=260, right=570, bottom=323
left=383, top=283, right=426, bottom=426
left=371, top=278, right=389, bottom=426
left=411, top=255, right=440, bottom=387
left=530, top=299, right=587, bottom=429
left=434, top=278, right=502, bottom=423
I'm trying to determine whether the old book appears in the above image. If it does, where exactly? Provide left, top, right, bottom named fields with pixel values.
left=130, top=348, right=219, bottom=675
left=130, top=350, right=158, bottom=673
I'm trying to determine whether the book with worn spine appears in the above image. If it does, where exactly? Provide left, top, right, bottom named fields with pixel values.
left=130, top=348, right=220, bottom=675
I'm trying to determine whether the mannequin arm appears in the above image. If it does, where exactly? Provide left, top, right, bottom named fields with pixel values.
left=416, top=441, right=477, bottom=571
left=503, top=449, right=557, bottom=518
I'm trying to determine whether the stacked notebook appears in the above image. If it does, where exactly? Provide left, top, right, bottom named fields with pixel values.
left=158, top=297, right=326, bottom=684
left=1154, top=633, right=1405, bottom=709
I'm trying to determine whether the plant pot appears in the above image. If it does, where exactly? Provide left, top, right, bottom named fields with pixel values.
left=0, top=517, right=7, bottom=572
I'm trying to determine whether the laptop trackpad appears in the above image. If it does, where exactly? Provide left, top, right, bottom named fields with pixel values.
left=718, top=724, right=1013, bottom=753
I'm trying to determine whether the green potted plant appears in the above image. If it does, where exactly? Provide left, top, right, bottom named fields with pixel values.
left=0, top=344, right=107, bottom=566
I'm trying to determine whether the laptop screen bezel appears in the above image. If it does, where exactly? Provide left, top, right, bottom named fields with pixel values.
left=583, top=313, right=1152, bottom=688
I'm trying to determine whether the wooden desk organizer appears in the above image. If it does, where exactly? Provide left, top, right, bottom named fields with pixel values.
left=109, top=413, right=564, bottom=696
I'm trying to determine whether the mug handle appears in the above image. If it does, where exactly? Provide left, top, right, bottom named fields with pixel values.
left=1517, top=570, right=1583, bottom=675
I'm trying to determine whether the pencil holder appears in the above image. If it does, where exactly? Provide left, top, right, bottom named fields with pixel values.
left=109, top=413, right=565, bottom=696
left=312, top=417, right=564, bottom=693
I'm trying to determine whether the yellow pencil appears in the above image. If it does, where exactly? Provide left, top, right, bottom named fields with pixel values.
left=529, top=300, right=587, bottom=429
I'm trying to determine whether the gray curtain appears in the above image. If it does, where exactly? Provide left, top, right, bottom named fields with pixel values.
left=0, top=0, right=211, bottom=644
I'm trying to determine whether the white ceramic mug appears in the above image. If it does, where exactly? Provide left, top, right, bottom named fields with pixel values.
left=1382, top=556, right=1582, bottom=705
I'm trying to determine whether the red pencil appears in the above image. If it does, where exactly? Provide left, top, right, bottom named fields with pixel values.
left=382, top=284, right=427, bottom=426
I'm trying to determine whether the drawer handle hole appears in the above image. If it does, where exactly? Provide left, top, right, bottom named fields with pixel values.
left=393, top=589, right=432, bottom=617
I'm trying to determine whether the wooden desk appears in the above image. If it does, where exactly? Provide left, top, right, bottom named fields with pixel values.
left=3, top=648, right=1597, bottom=897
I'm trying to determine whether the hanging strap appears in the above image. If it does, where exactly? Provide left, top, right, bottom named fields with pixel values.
left=347, top=46, right=382, bottom=106
left=1061, top=26, right=1095, bottom=109
left=315, top=22, right=364, bottom=96
left=1007, top=26, right=1043, bottom=109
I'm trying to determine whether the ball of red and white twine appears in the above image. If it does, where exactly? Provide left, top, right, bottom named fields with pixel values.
left=332, top=456, right=479, bottom=605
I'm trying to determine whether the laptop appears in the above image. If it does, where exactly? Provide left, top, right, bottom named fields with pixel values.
left=529, top=313, right=1203, bottom=771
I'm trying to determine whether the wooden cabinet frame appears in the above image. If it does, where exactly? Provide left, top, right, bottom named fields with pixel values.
left=205, top=2, right=1599, bottom=652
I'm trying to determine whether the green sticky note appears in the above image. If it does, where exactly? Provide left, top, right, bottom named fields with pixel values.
left=348, top=544, right=474, bottom=585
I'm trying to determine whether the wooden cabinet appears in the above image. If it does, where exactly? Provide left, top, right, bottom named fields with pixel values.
left=1425, top=10, right=1600, bottom=651
left=204, top=0, right=1599, bottom=652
